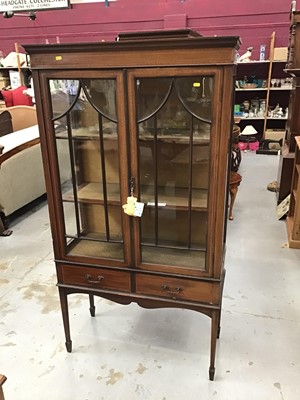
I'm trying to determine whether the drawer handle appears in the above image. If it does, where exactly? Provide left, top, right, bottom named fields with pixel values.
left=85, top=274, right=104, bottom=284
left=161, top=284, right=183, bottom=297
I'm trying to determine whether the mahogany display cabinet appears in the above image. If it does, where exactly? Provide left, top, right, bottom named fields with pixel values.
left=24, top=31, right=240, bottom=380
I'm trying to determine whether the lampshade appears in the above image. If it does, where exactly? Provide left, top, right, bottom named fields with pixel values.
left=241, top=125, right=258, bottom=136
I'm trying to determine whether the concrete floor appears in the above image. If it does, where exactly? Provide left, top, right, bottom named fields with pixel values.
left=1, top=152, right=300, bottom=400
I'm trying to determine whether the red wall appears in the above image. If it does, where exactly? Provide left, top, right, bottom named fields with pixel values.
left=0, top=0, right=293, bottom=59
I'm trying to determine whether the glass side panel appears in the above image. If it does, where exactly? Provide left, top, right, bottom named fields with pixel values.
left=136, top=76, right=213, bottom=270
left=50, top=78, right=124, bottom=261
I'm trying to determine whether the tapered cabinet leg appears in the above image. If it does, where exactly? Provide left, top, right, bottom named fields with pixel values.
left=58, top=287, right=72, bottom=352
left=209, top=311, right=219, bottom=381
left=89, top=294, right=96, bottom=317
left=217, top=303, right=223, bottom=339
left=217, top=324, right=221, bottom=339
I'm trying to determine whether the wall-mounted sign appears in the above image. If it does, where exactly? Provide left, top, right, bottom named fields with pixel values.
left=0, top=0, right=70, bottom=12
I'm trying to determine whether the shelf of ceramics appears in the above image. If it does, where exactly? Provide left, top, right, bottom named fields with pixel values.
left=237, top=117, right=265, bottom=120
left=235, top=88, right=268, bottom=91
left=270, top=87, right=293, bottom=91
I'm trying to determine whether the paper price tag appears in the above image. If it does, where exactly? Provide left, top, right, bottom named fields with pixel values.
left=133, top=202, right=144, bottom=217
left=147, top=202, right=167, bottom=207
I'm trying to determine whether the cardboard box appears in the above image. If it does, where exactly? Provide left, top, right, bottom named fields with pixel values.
left=273, top=47, right=288, bottom=61
left=0, top=77, right=9, bottom=88
left=265, top=129, right=285, bottom=149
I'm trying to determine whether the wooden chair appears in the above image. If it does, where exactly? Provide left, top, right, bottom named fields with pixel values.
left=229, top=171, right=242, bottom=220
left=229, top=125, right=242, bottom=220
left=0, top=375, right=7, bottom=400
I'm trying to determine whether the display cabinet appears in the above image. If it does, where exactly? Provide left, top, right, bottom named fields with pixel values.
left=24, top=31, right=240, bottom=380
left=286, top=10, right=300, bottom=70
left=277, top=76, right=300, bottom=203
left=277, top=10, right=300, bottom=203
left=286, top=136, right=300, bottom=248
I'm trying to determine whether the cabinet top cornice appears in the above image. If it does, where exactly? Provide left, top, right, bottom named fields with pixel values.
left=24, top=36, right=241, bottom=55
left=23, top=36, right=241, bottom=70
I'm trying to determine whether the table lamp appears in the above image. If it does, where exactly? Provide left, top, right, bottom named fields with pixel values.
left=239, top=125, right=258, bottom=151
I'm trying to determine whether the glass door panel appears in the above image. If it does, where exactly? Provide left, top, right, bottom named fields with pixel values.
left=50, top=78, right=124, bottom=261
left=136, top=75, right=213, bottom=270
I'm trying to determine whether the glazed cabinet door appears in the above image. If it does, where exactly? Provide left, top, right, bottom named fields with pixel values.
left=127, top=67, right=228, bottom=277
left=38, top=71, right=131, bottom=267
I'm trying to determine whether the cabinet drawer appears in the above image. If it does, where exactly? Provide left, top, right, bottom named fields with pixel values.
left=61, top=265, right=131, bottom=292
left=135, top=274, right=214, bottom=304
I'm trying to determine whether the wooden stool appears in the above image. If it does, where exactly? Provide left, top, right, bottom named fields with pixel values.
left=229, top=172, right=242, bottom=220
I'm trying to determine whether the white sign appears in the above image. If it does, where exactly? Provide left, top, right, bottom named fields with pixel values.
left=0, top=0, right=70, bottom=12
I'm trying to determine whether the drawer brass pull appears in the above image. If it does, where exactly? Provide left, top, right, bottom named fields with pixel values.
left=161, top=284, right=183, bottom=296
left=85, top=274, right=104, bottom=284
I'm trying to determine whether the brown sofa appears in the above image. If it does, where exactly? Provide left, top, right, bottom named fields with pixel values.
left=2, top=105, right=38, bottom=132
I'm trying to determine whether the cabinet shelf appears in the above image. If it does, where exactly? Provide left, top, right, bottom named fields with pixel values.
left=63, top=182, right=208, bottom=211
left=141, top=246, right=206, bottom=269
left=0, top=66, right=29, bottom=70
left=63, top=182, right=121, bottom=205
left=56, top=130, right=209, bottom=145
left=56, top=130, right=118, bottom=141
left=237, top=60, right=270, bottom=65
left=270, top=87, right=292, bottom=91
left=235, top=88, right=268, bottom=91
left=67, top=237, right=206, bottom=270
left=67, top=236, right=125, bottom=260
left=236, top=116, right=287, bottom=121
left=237, top=60, right=286, bottom=65
left=237, top=117, right=265, bottom=120
left=267, top=117, right=287, bottom=120
left=142, top=186, right=208, bottom=210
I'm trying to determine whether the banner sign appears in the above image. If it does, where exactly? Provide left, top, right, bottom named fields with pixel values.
left=0, top=0, right=70, bottom=12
